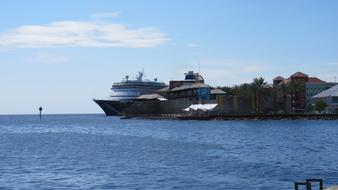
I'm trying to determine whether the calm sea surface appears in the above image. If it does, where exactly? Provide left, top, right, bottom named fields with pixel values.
left=0, top=114, right=337, bottom=190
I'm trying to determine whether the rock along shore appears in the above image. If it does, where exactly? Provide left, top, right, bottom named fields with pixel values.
left=123, top=114, right=338, bottom=120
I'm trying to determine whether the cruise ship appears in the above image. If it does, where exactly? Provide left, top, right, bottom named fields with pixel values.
left=94, top=71, right=167, bottom=116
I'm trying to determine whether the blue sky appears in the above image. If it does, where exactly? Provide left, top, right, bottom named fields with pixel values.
left=1, top=0, right=338, bottom=114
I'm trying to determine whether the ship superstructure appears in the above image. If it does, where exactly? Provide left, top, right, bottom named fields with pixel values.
left=94, top=71, right=167, bottom=116
left=109, top=72, right=166, bottom=101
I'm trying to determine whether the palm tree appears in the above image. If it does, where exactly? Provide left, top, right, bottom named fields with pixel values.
left=274, top=82, right=289, bottom=113
left=279, top=82, right=288, bottom=113
left=251, top=77, right=269, bottom=113
left=287, top=80, right=305, bottom=112
left=223, top=83, right=252, bottom=96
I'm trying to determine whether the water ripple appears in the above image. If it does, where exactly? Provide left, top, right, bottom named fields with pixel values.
left=0, top=114, right=338, bottom=189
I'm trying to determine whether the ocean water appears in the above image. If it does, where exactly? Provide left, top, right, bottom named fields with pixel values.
left=0, top=114, right=337, bottom=190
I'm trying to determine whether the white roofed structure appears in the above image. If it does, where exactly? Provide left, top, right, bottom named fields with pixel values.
left=137, top=94, right=167, bottom=101
left=312, top=85, right=338, bottom=113
left=313, top=85, right=338, bottom=98
left=183, top=104, right=218, bottom=112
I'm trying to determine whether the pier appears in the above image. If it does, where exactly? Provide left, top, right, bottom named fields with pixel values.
left=294, top=179, right=338, bottom=190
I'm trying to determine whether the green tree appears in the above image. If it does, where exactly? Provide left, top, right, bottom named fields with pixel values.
left=287, top=80, right=305, bottom=95
left=221, top=83, right=253, bottom=96
left=275, top=82, right=288, bottom=113
left=250, top=77, right=270, bottom=113
left=287, top=80, right=305, bottom=112
left=314, top=101, right=327, bottom=113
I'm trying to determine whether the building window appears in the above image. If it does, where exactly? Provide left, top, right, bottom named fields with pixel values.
left=332, top=97, right=338, bottom=104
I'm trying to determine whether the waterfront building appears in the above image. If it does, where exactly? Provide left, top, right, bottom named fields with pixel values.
left=306, top=81, right=337, bottom=105
left=273, top=76, right=285, bottom=86
left=210, top=88, right=226, bottom=100
left=160, top=71, right=211, bottom=101
left=273, top=72, right=307, bottom=113
left=126, top=71, right=214, bottom=115
left=312, top=85, right=338, bottom=113
left=273, top=71, right=337, bottom=113
left=289, top=72, right=308, bottom=112
left=166, top=83, right=211, bottom=100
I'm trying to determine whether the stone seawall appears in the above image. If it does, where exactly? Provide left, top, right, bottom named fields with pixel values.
left=124, top=113, right=338, bottom=120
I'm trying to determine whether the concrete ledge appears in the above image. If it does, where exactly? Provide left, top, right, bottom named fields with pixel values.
left=326, top=186, right=338, bottom=190
left=177, top=113, right=338, bottom=120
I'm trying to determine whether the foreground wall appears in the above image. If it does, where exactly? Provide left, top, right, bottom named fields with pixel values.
left=215, top=95, right=254, bottom=114
left=125, top=98, right=215, bottom=115
left=126, top=96, right=256, bottom=115
left=125, top=94, right=295, bottom=116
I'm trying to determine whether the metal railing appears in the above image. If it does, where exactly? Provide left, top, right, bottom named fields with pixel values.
left=294, top=179, right=323, bottom=190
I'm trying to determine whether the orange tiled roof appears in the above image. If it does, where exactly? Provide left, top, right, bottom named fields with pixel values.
left=273, top=76, right=284, bottom=81
left=291, top=72, right=308, bottom=78
left=308, top=77, right=325, bottom=83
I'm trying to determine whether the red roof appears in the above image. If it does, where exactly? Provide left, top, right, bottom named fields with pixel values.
left=273, top=76, right=284, bottom=81
left=291, top=72, right=308, bottom=78
left=308, top=77, right=325, bottom=83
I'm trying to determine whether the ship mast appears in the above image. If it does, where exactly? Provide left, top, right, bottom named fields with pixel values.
left=136, top=71, right=144, bottom=81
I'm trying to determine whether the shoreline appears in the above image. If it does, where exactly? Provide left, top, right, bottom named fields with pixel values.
left=123, top=113, right=338, bottom=121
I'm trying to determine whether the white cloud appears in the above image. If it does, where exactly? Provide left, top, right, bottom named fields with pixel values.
left=0, top=20, right=167, bottom=49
